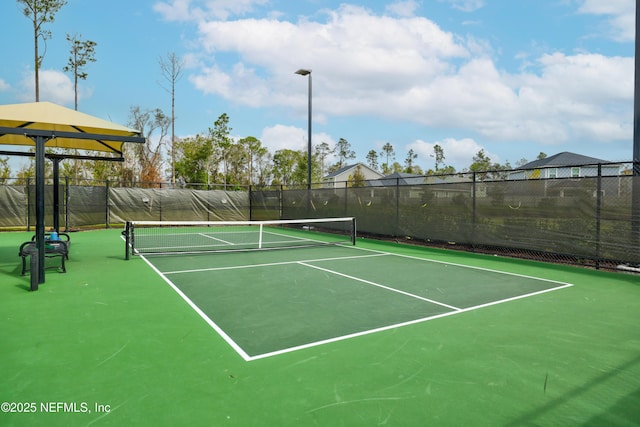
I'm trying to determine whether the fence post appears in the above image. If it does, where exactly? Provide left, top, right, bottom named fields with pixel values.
left=280, top=185, right=284, bottom=220
left=343, top=184, right=348, bottom=218
left=633, top=160, right=640, bottom=251
left=105, top=179, right=110, bottom=229
left=595, top=164, right=602, bottom=269
left=396, top=177, right=400, bottom=238
left=249, top=185, right=253, bottom=221
left=472, top=172, right=477, bottom=249
left=64, top=175, right=69, bottom=231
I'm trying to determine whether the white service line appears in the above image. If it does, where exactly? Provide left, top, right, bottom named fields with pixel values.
left=198, top=232, right=234, bottom=245
left=298, top=261, right=462, bottom=311
left=162, top=253, right=389, bottom=275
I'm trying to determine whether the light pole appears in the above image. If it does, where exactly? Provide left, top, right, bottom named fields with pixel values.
left=295, top=68, right=312, bottom=189
left=633, top=0, right=639, bottom=243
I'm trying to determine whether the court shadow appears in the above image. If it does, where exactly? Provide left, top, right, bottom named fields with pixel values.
left=505, top=354, right=640, bottom=425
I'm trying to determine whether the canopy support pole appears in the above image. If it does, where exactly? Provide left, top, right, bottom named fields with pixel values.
left=52, top=158, right=62, bottom=232
left=35, top=135, right=46, bottom=284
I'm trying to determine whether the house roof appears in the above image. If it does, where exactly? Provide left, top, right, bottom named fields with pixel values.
left=365, top=172, right=424, bottom=187
left=325, top=164, right=355, bottom=178
left=518, top=152, right=609, bottom=169
left=384, top=172, right=425, bottom=185
left=324, top=162, right=383, bottom=179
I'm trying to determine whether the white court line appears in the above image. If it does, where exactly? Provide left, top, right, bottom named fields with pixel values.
left=346, top=245, right=575, bottom=288
left=263, top=230, right=314, bottom=242
left=298, top=261, right=461, bottom=311
left=198, top=232, right=234, bottom=245
left=247, top=281, right=573, bottom=361
left=162, top=253, right=389, bottom=275
left=138, top=253, right=253, bottom=362
left=262, top=230, right=350, bottom=248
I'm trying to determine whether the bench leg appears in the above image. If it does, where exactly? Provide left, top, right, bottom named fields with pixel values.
left=20, top=252, right=66, bottom=275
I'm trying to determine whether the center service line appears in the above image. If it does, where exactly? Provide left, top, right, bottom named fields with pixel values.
left=297, top=261, right=461, bottom=311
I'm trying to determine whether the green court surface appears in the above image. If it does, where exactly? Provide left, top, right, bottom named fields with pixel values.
left=148, top=246, right=571, bottom=360
left=1, top=229, right=639, bottom=426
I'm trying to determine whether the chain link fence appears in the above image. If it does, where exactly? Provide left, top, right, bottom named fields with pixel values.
left=1, top=162, right=639, bottom=270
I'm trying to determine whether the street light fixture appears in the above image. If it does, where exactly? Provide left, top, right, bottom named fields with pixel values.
left=295, top=68, right=312, bottom=190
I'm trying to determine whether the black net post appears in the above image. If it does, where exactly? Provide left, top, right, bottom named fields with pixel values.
left=351, top=217, right=357, bottom=245
left=123, top=221, right=131, bottom=260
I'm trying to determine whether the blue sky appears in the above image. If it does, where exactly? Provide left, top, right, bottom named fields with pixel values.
left=0, top=0, right=635, bottom=174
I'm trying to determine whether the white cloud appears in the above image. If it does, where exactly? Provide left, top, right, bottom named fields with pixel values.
left=439, top=0, right=485, bottom=13
left=191, top=4, right=470, bottom=112
left=260, top=125, right=336, bottom=156
left=177, top=2, right=632, bottom=154
left=408, top=137, right=492, bottom=170
left=18, top=70, right=75, bottom=105
left=385, top=0, right=420, bottom=17
left=505, top=53, right=633, bottom=142
left=577, top=0, right=632, bottom=16
left=577, top=0, right=635, bottom=41
left=153, top=0, right=195, bottom=22
left=154, top=0, right=269, bottom=21
left=0, top=78, right=9, bottom=92
left=260, top=124, right=307, bottom=153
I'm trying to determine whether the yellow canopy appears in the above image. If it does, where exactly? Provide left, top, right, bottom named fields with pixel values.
left=0, top=101, right=143, bottom=154
left=0, top=101, right=145, bottom=288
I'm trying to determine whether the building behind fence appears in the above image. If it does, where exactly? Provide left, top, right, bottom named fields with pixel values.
left=1, top=161, right=639, bottom=269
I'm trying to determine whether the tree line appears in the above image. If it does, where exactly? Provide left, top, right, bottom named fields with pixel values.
left=1, top=104, right=546, bottom=187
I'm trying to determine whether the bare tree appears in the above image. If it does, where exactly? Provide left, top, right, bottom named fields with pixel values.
left=63, top=33, right=97, bottom=110
left=127, top=106, right=171, bottom=186
left=158, top=52, right=185, bottom=185
left=17, top=0, right=67, bottom=101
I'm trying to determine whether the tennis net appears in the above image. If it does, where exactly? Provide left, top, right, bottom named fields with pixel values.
left=124, top=217, right=356, bottom=257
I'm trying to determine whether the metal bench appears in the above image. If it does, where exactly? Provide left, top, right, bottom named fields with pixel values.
left=19, top=240, right=69, bottom=275
left=31, top=232, right=71, bottom=259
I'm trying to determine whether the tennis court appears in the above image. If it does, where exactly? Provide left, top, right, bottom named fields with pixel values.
left=1, top=227, right=639, bottom=426
left=141, top=240, right=573, bottom=361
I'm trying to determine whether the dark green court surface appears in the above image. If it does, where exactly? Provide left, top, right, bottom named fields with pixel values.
left=1, top=229, right=639, bottom=426
left=147, top=246, right=572, bottom=359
